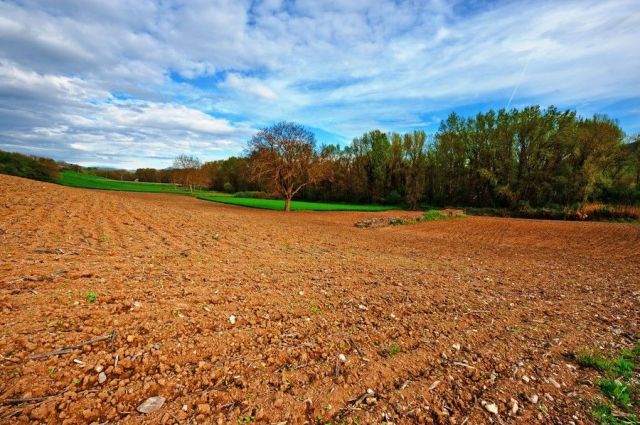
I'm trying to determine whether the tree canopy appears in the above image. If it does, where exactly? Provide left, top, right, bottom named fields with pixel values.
left=246, top=121, right=329, bottom=211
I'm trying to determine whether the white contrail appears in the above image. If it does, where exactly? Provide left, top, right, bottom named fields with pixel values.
left=506, top=49, right=535, bottom=110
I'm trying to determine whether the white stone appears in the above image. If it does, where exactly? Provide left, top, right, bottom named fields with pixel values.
left=137, top=396, right=165, bottom=414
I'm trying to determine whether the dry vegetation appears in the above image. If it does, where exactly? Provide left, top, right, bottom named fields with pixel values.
left=0, top=174, right=639, bottom=424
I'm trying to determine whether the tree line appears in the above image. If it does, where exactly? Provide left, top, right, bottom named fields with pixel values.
left=309, top=106, right=639, bottom=208
left=1, top=105, right=638, bottom=210
left=248, top=107, right=639, bottom=209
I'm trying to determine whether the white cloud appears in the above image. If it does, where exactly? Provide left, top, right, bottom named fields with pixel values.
left=0, top=61, right=251, bottom=167
left=0, top=0, right=639, bottom=167
left=222, top=73, right=278, bottom=100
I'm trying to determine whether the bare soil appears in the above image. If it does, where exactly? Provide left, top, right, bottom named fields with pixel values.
left=0, top=174, right=639, bottom=424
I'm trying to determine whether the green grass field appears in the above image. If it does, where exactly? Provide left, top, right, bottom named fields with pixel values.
left=59, top=171, right=397, bottom=211
left=198, top=195, right=397, bottom=211
left=58, top=170, right=226, bottom=196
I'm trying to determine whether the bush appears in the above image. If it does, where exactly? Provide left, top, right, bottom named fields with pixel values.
left=223, top=182, right=234, bottom=193
left=384, top=190, right=403, bottom=205
left=594, top=182, right=640, bottom=205
left=0, top=150, right=59, bottom=182
left=464, top=204, right=639, bottom=222
left=574, top=203, right=640, bottom=221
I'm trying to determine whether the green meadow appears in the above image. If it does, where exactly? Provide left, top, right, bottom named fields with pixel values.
left=58, top=171, right=225, bottom=197
left=197, top=195, right=397, bottom=212
left=58, top=171, right=395, bottom=211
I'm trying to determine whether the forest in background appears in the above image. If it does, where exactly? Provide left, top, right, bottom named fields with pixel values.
left=2, top=106, right=639, bottom=211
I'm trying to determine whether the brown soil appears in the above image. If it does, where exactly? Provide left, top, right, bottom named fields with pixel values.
left=0, top=174, right=639, bottom=424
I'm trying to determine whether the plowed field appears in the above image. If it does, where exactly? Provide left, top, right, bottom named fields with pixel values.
left=1, top=174, right=638, bottom=424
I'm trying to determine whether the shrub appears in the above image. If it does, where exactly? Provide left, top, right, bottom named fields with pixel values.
left=0, top=150, right=59, bottom=182
left=465, top=204, right=640, bottom=222
left=574, top=203, right=640, bottom=222
left=384, top=190, right=403, bottom=205
left=223, top=182, right=235, bottom=193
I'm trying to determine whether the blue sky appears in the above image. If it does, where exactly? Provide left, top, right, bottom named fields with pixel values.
left=0, top=0, right=639, bottom=168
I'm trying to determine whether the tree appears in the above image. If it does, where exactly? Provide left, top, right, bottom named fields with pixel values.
left=247, top=121, right=328, bottom=211
left=403, top=130, right=427, bottom=209
left=633, top=136, right=640, bottom=187
left=135, top=168, right=160, bottom=182
left=172, top=154, right=203, bottom=192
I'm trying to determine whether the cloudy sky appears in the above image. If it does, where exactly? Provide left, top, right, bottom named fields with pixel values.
left=1, top=0, right=639, bottom=168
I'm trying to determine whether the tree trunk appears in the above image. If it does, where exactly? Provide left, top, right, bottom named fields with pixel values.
left=284, top=197, right=291, bottom=212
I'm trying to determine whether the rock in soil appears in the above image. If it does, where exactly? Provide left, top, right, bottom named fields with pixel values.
left=137, top=396, right=166, bottom=414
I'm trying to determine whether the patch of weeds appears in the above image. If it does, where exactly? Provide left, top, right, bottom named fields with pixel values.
left=387, top=343, right=402, bottom=357
left=389, top=218, right=414, bottom=225
left=577, top=352, right=615, bottom=373
left=622, top=344, right=640, bottom=364
left=600, top=379, right=633, bottom=410
left=422, top=209, right=466, bottom=222
left=86, top=291, right=97, bottom=303
left=237, top=415, right=254, bottom=424
left=576, top=343, right=640, bottom=424
left=310, top=303, right=321, bottom=315
left=390, top=210, right=466, bottom=226
left=538, top=403, right=548, bottom=416
left=593, top=402, right=639, bottom=425
left=98, top=234, right=109, bottom=244
left=47, top=367, right=57, bottom=377
left=577, top=352, right=634, bottom=378
left=72, top=378, right=81, bottom=385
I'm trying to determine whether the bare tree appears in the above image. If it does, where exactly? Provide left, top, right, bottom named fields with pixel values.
left=247, top=121, right=328, bottom=211
left=172, top=154, right=203, bottom=192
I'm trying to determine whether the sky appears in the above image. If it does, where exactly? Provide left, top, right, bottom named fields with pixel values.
left=0, top=0, right=639, bottom=169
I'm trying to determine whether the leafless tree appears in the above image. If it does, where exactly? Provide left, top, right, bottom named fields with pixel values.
left=247, top=122, right=329, bottom=211
left=172, top=154, right=204, bottom=192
